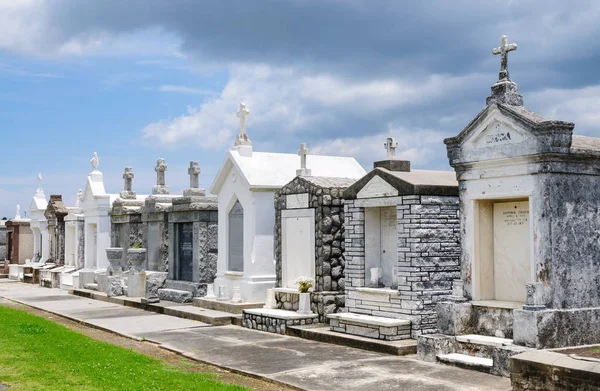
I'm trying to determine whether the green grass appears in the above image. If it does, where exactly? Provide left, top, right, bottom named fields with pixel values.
left=0, top=306, right=247, bottom=391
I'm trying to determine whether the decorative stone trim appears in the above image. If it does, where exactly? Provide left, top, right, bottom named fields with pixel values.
left=242, top=308, right=318, bottom=334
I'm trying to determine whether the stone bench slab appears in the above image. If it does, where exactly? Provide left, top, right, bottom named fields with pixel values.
left=244, top=308, right=318, bottom=320
left=456, top=334, right=513, bottom=347
left=437, top=353, right=493, bottom=368
left=328, top=312, right=410, bottom=327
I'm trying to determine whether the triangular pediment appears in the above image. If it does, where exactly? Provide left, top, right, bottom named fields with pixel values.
left=356, top=176, right=398, bottom=199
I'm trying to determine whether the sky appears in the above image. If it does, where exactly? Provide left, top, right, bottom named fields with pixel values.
left=2, top=0, right=600, bottom=218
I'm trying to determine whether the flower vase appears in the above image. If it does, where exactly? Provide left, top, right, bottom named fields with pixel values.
left=297, top=292, right=312, bottom=314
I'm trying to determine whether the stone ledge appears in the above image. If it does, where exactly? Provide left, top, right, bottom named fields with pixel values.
left=328, top=312, right=410, bottom=327
left=456, top=334, right=513, bottom=347
left=244, top=308, right=318, bottom=320
left=471, top=300, right=523, bottom=310
left=356, top=287, right=400, bottom=296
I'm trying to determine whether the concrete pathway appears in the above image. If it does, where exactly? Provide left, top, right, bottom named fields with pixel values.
left=0, top=281, right=511, bottom=391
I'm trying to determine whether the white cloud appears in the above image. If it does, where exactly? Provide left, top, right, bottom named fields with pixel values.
left=311, top=126, right=448, bottom=168
left=528, top=85, right=600, bottom=135
left=157, top=85, right=212, bottom=95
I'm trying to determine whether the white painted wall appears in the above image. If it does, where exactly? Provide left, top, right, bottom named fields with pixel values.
left=281, top=209, right=315, bottom=288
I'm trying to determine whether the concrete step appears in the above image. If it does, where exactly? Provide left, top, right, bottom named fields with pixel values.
left=287, top=324, right=417, bottom=356
left=84, top=283, right=98, bottom=291
left=158, top=288, right=193, bottom=303
left=71, top=288, right=240, bottom=326
left=456, top=334, right=513, bottom=347
left=437, top=353, right=492, bottom=373
left=193, top=297, right=264, bottom=314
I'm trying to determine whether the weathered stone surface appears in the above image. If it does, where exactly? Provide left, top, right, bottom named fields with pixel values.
left=158, top=288, right=193, bottom=303
left=145, top=271, right=168, bottom=302
left=107, top=276, right=123, bottom=297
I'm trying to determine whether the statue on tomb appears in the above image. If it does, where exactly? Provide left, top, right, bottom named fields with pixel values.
left=234, top=102, right=252, bottom=147
left=90, top=152, right=101, bottom=171
left=75, top=189, right=82, bottom=208
left=14, top=204, right=21, bottom=221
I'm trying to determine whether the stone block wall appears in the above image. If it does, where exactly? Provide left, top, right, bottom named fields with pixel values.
left=274, top=177, right=350, bottom=321
left=344, top=195, right=460, bottom=337
left=243, top=311, right=316, bottom=335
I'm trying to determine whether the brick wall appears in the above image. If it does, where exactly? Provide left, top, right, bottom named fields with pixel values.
left=344, top=195, right=460, bottom=337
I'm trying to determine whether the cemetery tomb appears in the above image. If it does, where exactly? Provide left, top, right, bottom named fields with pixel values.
left=80, top=153, right=118, bottom=272
left=207, top=104, right=366, bottom=309
left=418, top=35, right=600, bottom=377
left=29, top=173, right=49, bottom=264
left=163, top=162, right=218, bottom=303
left=141, top=195, right=175, bottom=273
left=39, top=195, right=70, bottom=288
left=0, top=221, right=6, bottom=278
left=329, top=141, right=459, bottom=341
left=62, top=198, right=85, bottom=290
left=5, top=209, right=34, bottom=266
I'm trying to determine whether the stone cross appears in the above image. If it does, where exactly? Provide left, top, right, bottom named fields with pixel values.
left=296, top=143, right=312, bottom=176
left=236, top=103, right=250, bottom=135
left=384, top=137, right=398, bottom=159
left=493, top=35, right=517, bottom=82
left=90, top=152, right=101, bottom=171
left=14, top=204, right=21, bottom=220
left=122, top=167, right=134, bottom=191
left=155, top=158, right=167, bottom=186
left=188, top=161, right=201, bottom=189
left=75, top=189, right=82, bottom=208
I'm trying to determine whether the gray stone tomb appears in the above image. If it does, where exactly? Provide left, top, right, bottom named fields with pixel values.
left=328, top=142, right=460, bottom=341
left=418, top=35, right=600, bottom=377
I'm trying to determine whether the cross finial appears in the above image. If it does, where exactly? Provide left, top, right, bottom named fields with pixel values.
left=493, top=35, right=517, bottom=82
left=122, top=167, right=134, bottom=191
left=90, top=152, right=101, bottom=171
left=152, top=158, right=170, bottom=194
left=384, top=137, right=398, bottom=159
left=296, top=143, right=312, bottom=176
left=188, top=161, right=201, bottom=189
left=234, top=102, right=252, bottom=147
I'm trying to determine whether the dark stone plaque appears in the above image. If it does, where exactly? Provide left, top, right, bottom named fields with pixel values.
left=176, top=222, right=194, bottom=281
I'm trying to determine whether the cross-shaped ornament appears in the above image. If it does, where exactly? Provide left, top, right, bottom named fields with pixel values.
left=188, top=161, right=201, bottom=189
left=236, top=103, right=250, bottom=135
left=493, top=35, right=517, bottom=82
left=384, top=137, right=398, bottom=159
left=296, top=143, right=312, bottom=176
left=122, top=167, right=134, bottom=191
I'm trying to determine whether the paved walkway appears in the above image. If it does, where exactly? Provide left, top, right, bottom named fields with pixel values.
left=0, top=281, right=511, bottom=391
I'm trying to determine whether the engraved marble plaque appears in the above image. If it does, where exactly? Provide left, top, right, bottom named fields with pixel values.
left=176, top=222, right=194, bottom=281
left=286, top=193, right=309, bottom=209
left=493, top=200, right=530, bottom=302
left=228, top=201, right=244, bottom=272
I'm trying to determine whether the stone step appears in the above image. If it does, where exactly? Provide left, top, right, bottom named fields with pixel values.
left=327, top=312, right=411, bottom=341
left=287, top=324, right=417, bottom=356
left=0, top=274, right=8, bottom=279
left=84, top=283, right=98, bottom=291
left=193, top=297, right=264, bottom=314
left=437, top=353, right=493, bottom=373
left=158, top=288, right=193, bottom=303
left=242, top=308, right=318, bottom=335
left=456, top=334, right=513, bottom=347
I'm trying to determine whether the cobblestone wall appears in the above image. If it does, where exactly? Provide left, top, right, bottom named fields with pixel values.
left=274, top=177, right=351, bottom=322
left=344, top=195, right=460, bottom=337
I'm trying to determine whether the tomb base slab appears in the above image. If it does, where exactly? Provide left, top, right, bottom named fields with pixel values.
left=158, top=288, right=193, bottom=303
left=327, top=313, right=412, bottom=341
left=127, top=272, right=146, bottom=297
left=107, top=276, right=123, bottom=297
left=242, top=308, right=318, bottom=335
left=193, top=297, right=263, bottom=314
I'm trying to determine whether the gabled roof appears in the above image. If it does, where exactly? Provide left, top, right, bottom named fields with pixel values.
left=45, top=195, right=69, bottom=220
left=444, top=103, right=574, bottom=147
left=210, top=149, right=367, bottom=194
left=344, top=167, right=458, bottom=199
left=30, top=192, right=48, bottom=212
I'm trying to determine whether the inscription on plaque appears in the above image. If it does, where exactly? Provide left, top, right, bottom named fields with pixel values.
left=176, top=222, right=194, bottom=281
left=228, top=201, right=244, bottom=272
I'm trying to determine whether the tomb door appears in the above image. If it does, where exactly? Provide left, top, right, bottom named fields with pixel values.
left=365, top=206, right=397, bottom=288
left=175, top=223, right=194, bottom=281
left=281, top=209, right=315, bottom=288
left=147, top=222, right=160, bottom=271
left=228, top=201, right=244, bottom=272
left=492, top=201, right=531, bottom=302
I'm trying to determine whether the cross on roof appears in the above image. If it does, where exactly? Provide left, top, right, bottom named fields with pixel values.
left=188, top=161, right=201, bottom=189
left=493, top=35, right=517, bottom=82
left=236, top=103, right=250, bottom=135
left=296, top=143, right=312, bottom=176
left=122, top=167, right=134, bottom=191
left=384, top=137, right=398, bottom=159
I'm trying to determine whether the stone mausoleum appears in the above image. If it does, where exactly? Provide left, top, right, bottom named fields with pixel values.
left=328, top=139, right=459, bottom=341
left=271, top=144, right=356, bottom=322
left=419, top=35, right=600, bottom=377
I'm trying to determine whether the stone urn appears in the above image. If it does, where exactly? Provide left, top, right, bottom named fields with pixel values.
left=297, top=292, right=312, bottom=315
left=127, top=248, right=147, bottom=273
left=106, top=247, right=124, bottom=273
